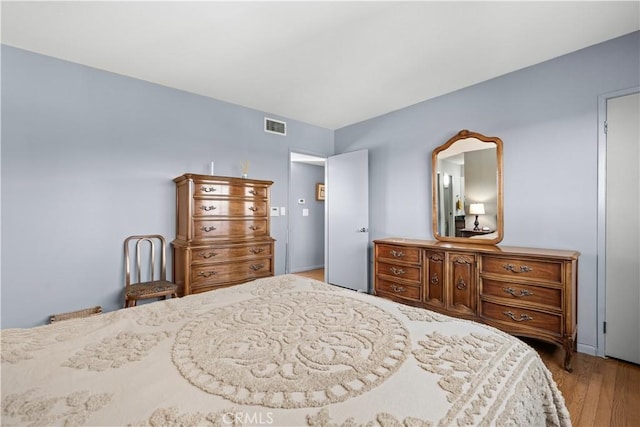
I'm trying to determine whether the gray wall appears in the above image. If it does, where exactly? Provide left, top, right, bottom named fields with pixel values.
left=334, top=31, right=640, bottom=354
left=1, top=45, right=334, bottom=328
left=289, top=162, right=325, bottom=272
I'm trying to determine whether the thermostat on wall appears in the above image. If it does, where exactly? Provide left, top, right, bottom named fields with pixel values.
left=297, top=199, right=305, bottom=204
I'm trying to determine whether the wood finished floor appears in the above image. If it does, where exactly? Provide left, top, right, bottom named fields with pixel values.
left=293, top=268, right=640, bottom=427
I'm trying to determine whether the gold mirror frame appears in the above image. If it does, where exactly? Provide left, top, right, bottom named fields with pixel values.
left=432, top=130, right=503, bottom=245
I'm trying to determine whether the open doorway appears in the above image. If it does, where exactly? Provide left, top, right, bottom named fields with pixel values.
left=287, top=151, right=326, bottom=278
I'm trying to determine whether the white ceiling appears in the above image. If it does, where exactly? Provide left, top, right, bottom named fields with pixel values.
left=2, top=1, right=639, bottom=130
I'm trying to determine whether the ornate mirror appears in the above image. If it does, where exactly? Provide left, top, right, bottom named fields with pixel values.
left=432, top=130, right=503, bottom=245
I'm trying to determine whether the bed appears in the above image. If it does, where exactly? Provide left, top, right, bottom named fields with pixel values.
left=1, top=275, right=570, bottom=426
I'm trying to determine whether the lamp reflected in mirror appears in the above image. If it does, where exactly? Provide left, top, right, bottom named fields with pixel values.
left=469, top=203, right=485, bottom=231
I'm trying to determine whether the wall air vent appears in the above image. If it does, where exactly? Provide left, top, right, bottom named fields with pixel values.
left=264, top=117, right=286, bottom=136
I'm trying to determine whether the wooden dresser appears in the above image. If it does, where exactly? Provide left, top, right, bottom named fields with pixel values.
left=374, top=238, right=579, bottom=371
left=172, top=174, right=275, bottom=295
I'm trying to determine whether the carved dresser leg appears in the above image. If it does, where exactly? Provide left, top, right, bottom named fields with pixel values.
left=563, top=338, right=574, bottom=372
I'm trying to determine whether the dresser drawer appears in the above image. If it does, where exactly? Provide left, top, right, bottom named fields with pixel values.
left=191, top=243, right=272, bottom=264
left=376, top=262, right=421, bottom=283
left=194, top=219, right=268, bottom=240
left=195, top=183, right=268, bottom=198
left=480, top=300, right=562, bottom=336
left=193, top=199, right=268, bottom=217
left=481, top=256, right=563, bottom=284
left=376, top=278, right=421, bottom=302
left=191, top=259, right=273, bottom=289
left=481, top=278, right=562, bottom=311
left=376, top=244, right=421, bottom=264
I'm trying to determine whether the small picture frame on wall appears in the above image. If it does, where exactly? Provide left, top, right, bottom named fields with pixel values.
left=316, top=183, right=325, bottom=201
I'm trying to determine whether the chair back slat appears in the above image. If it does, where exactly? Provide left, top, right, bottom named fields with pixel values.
left=135, top=238, right=156, bottom=283
left=124, top=235, right=167, bottom=286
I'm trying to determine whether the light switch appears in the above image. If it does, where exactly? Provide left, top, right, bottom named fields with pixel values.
left=302, top=208, right=309, bottom=217
left=280, top=207, right=286, bottom=215
left=297, top=199, right=305, bottom=204
left=270, top=207, right=280, bottom=216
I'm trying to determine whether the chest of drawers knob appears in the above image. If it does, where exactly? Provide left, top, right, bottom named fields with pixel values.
left=248, top=189, right=258, bottom=195
left=431, top=273, right=439, bottom=285
left=389, top=267, right=406, bottom=276
left=391, top=284, right=406, bottom=293
left=249, top=247, right=264, bottom=254
left=201, top=226, right=217, bottom=232
left=249, top=225, right=261, bottom=231
left=503, top=287, right=534, bottom=297
left=199, top=252, right=218, bottom=259
left=197, top=271, right=217, bottom=278
left=200, top=205, right=217, bottom=211
left=456, top=277, right=467, bottom=290
left=200, top=186, right=216, bottom=193
left=250, top=264, right=265, bottom=271
left=503, top=263, right=534, bottom=273
left=503, top=311, right=533, bottom=322
left=390, top=250, right=405, bottom=257
left=248, top=206, right=259, bottom=212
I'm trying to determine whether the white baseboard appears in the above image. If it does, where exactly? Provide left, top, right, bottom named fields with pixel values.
left=290, top=265, right=324, bottom=274
left=577, top=343, right=597, bottom=356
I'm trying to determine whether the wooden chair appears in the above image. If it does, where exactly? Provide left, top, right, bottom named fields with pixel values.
left=124, top=235, right=178, bottom=308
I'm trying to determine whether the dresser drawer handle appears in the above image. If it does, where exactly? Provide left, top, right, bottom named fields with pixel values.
left=503, top=264, right=534, bottom=273
left=201, top=226, right=217, bottom=232
left=389, top=267, right=406, bottom=276
left=390, top=250, right=405, bottom=258
left=248, top=206, right=259, bottom=212
left=249, top=247, right=264, bottom=254
left=250, top=264, right=265, bottom=271
left=197, top=271, right=217, bottom=278
left=391, top=284, right=406, bottom=293
left=249, top=225, right=261, bottom=231
left=503, top=311, right=533, bottom=322
left=431, top=274, right=439, bottom=285
left=200, top=186, right=216, bottom=193
left=503, top=287, right=534, bottom=297
left=248, top=189, right=258, bottom=195
left=200, top=205, right=217, bottom=211
left=456, top=277, right=467, bottom=290
left=199, top=252, right=218, bottom=259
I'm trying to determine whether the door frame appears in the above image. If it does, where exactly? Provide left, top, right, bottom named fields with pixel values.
left=596, top=86, right=640, bottom=357
left=286, top=148, right=327, bottom=277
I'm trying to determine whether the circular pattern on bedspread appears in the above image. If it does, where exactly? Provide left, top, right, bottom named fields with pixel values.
left=172, top=291, right=409, bottom=408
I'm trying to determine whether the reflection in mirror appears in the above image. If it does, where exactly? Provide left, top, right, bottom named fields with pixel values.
left=432, top=130, right=503, bottom=245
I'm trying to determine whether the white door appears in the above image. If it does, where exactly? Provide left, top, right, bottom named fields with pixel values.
left=605, top=92, right=640, bottom=364
left=326, top=149, right=369, bottom=292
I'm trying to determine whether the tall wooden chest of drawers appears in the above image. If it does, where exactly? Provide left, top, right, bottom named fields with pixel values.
left=374, top=238, right=579, bottom=371
left=172, top=174, right=275, bottom=295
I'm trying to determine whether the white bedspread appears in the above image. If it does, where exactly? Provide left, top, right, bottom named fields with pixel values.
left=1, top=275, right=570, bottom=426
